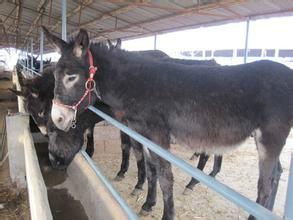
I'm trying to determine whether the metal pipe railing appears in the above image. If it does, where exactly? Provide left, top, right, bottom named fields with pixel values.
left=88, top=105, right=281, bottom=220
left=18, top=62, right=41, bottom=77
left=284, top=153, right=293, bottom=220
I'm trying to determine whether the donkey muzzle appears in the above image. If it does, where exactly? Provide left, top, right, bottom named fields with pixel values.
left=51, top=101, right=75, bottom=131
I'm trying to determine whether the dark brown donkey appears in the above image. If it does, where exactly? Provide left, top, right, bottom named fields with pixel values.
left=44, top=27, right=292, bottom=220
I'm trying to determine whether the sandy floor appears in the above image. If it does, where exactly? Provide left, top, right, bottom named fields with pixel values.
left=92, top=122, right=292, bottom=220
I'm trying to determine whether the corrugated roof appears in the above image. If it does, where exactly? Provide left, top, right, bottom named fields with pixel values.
left=1, top=0, right=293, bottom=53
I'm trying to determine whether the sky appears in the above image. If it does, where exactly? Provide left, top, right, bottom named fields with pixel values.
left=1, top=15, right=293, bottom=70
left=122, top=16, right=293, bottom=51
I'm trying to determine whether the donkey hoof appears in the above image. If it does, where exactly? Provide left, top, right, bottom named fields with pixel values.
left=113, top=175, right=124, bottom=182
left=182, top=187, right=193, bottom=195
left=131, top=188, right=143, bottom=197
left=139, top=209, right=151, bottom=217
left=248, top=215, right=256, bottom=220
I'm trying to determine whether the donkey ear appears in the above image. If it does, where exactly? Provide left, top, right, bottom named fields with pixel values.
left=115, top=38, right=121, bottom=49
left=107, top=39, right=113, bottom=49
left=16, top=69, right=24, bottom=86
left=42, top=26, right=67, bottom=53
left=73, top=29, right=89, bottom=58
left=9, top=88, right=26, bottom=97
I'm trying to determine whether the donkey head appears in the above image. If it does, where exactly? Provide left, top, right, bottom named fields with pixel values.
left=47, top=118, right=84, bottom=169
left=10, top=86, right=51, bottom=135
left=47, top=104, right=104, bottom=169
left=43, top=26, right=98, bottom=131
left=10, top=67, right=54, bottom=135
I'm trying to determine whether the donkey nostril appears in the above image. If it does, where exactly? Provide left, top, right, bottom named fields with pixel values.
left=57, top=116, right=63, bottom=123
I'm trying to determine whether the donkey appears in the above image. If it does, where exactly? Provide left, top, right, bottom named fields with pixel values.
left=11, top=64, right=56, bottom=135
left=44, top=27, right=292, bottom=220
left=107, top=38, right=223, bottom=193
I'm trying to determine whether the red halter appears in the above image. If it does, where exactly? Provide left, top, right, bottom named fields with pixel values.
left=53, top=49, right=98, bottom=128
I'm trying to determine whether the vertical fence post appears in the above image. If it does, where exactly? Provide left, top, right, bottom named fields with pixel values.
left=154, top=34, right=157, bottom=50
left=284, top=153, right=293, bottom=220
left=244, top=17, right=250, bottom=64
left=40, top=30, right=44, bottom=72
left=62, top=0, right=67, bottom=41
left=26, top=42, right=29, bottom=68
left=30, top=38, right=33, bottom=70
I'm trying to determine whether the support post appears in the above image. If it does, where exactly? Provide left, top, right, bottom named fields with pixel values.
left=154, top=34, right=157, bottom=50
left=26, top=43, right=29, bottom=68
left=30, top=38, right=33, bottom=70
left=284, top=153, right=293, bottom=220
left=244, top=17, right=250, bottom=64
left=40, top=30, right=44, bottom=72
left=62, top=0, right=67, bottom=41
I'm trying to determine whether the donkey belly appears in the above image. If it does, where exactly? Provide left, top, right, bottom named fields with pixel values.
left=169, top=112, right=256, bottom=155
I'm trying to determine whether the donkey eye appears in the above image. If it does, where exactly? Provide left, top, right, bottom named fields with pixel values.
left=68, top=75, right=77, bottom=81
left=38, top=111, right=44, bottom=118
left=63, top=74, right=79, bottom=89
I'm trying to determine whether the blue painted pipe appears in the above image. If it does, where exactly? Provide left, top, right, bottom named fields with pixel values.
left=89, top=105, right=281, bottom=220
left=284, top=153, right=293, bottom=220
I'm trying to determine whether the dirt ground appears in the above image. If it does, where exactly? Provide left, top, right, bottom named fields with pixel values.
left=92, top=122, right=292, bottom=220
left=0, top=76, right=30, bottom=220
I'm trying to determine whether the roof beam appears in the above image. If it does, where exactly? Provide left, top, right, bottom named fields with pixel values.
left=49, top=0, right=93, bottom=32
left=78, top=5, right=140, bottom=28
left=91, top=0, right=246, bottom=40
left=3, top=5, right=17, bottom=24
left=22, top=0, right=50, bottom=47
left=219, top=3, right=243, bottom=19
left=15, top=0, right=23, bottom=48
left=72, top=2, right=153, bottom=38
left=40, top=0, right=93, bottom=52
left=0, top=19, right=9, bottom=46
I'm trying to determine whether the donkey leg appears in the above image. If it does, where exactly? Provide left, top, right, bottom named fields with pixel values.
left=208, top=155, right=223, bottom=177
left=85, top=126, right=94, bottom=157
left=115, top=131, right=131, bottom=181
left=267, top=160, right=283, bottom=210
left=155, top=152, right=174, bottom=220
left=190, top=152, right=200, bottom=160
left=139, top=149, right=157, bottom=216
left=146, top=128, right=174, bottom=220
left=184, top=153, right=209, bottom=195
left=130, top=139, right=146, bottom=196
left=248, top=126, right=289, bottom=220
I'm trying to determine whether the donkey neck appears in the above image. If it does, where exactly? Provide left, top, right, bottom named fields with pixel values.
left=90, top=44, right=129, bottom=109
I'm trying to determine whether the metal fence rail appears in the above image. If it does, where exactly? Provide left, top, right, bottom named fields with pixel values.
left=284, top=153, right=293, bottom=220
left=17, top=62, right=41, bottom=77
left=88, top=105, right=285, bottom=220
